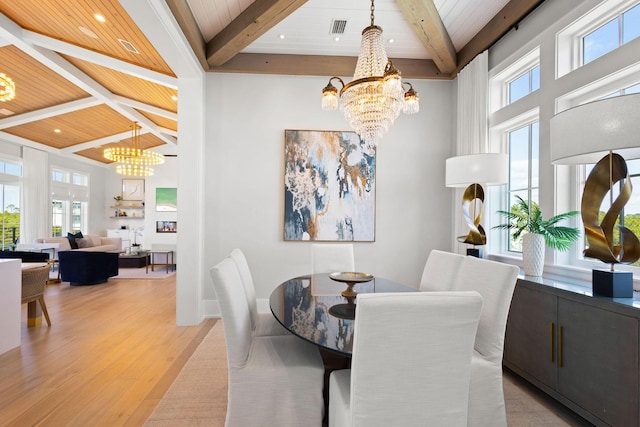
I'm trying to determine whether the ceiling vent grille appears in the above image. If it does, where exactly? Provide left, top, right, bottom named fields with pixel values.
left=330, top=19, right=347, bottom=34
left=118, top=38, right=139, bottom=54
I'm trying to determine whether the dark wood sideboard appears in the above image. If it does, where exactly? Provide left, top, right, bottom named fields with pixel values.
left=504, top=275, right=640, bottom=427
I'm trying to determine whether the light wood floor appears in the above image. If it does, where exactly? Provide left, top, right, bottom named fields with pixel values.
left=0, top=274, right=215, bottom=427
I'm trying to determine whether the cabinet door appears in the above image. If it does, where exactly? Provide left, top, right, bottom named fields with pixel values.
left=505, top=284, right=558, bottom=389
left=558, top=298, right=639, bottom=426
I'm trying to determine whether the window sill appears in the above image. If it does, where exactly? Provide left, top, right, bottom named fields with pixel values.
left=486, top=253, right=640, bottom=291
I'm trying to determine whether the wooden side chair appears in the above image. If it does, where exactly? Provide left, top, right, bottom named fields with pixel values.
left=22, top=264, right=52, bottom=326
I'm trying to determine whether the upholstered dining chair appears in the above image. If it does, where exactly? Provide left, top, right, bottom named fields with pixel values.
left=419, top=249, right=466, bottom=291
left=209, top=257, right=325, bottom=427
left=329, top=291, right=483, bottom=427
left=451, top=256, right=520, bottom=427
left=229, top=248, right=289, bottom=336
left=311, top=243, right=355, bottom=274
left=21, top=264, right=52, bottom=326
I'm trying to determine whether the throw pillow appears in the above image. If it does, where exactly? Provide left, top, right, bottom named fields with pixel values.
left=67, top=231, right=83, bottom=249
left=76, top=238, right=94, bottom=249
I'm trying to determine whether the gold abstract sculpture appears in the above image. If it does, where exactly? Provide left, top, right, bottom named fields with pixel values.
left=458, top=183, right=486, bottom=246
left=581, top=152, right=640, bottom=266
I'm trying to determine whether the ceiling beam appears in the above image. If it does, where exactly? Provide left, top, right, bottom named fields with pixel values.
left=0, top=11, right=177, bottom=147
left=24, top=31, right=178, bottom=88
left=206, top=0, right=308, bottom=67
left=210, top=53, right=450, bottom=79
left=114, top=96, right=178, bottom=121
left=395, top=0, right=457, bottom=74
left=165, top=0, right=209, bottom=72
left=59, top=129, right=150, bottom=154
left=0, top=98, right=102, bottom=129
left=455, top=0, right=545, bottom=75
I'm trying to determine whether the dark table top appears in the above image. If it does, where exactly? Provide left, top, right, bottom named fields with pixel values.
left=269, top=273, right=416, bottom=357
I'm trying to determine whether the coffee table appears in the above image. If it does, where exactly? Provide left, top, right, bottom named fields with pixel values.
left=118, top=251, right=150, bottom=272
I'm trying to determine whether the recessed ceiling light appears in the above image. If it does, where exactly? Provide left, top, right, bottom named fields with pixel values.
left=334, top=36, right=340, bottom=42
left=171, top=95, right=178, bottom=101
left=79, top=26, right=99, bottom=39
left=94, top=14, right=106, bottom=23
left=278, top=34, right=285, bottom=40
left=388, top=38, right=395, bottom=44
left=54, top=129, right=61, bottom=133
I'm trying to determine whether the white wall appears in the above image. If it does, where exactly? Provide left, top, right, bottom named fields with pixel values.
left=203, top=73, right=456, bottom=305
left=104, top=157, right=178, bottom=248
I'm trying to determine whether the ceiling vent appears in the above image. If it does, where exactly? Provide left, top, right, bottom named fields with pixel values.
left=118, top=38, right=139, bottom=54
left=330, top=19, right=347, bottom=35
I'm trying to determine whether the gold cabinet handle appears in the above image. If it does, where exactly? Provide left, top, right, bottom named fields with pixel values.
left=559, top=325, right=564, bottom=368
left=550, top=322, right=555, bottom=363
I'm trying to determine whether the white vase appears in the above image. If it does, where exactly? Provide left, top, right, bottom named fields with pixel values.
left=523, top=233, right=545, bottom=276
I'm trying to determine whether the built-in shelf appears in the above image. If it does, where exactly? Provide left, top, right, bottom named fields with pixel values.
left=109, top=204, right=145, bottom=219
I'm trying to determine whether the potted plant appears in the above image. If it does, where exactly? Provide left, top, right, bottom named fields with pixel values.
left=493, top=196, right=580, bottom=276
left=113, top=195, right=122, bottom=206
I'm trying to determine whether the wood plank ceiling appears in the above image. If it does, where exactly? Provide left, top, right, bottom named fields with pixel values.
left=0, top=0, right=544, bottom=166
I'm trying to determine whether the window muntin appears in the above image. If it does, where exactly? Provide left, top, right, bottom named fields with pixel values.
left=0, top=160, right=22, bottom=177
left=490, top=47, right=540, bottom=112
left=508, top=65, right=540, bottom=104
left=582, top=3, right=640, bottom=65
left=52, top=200, right=63, bottom=237
left=506, top=122, right=540, bottom=252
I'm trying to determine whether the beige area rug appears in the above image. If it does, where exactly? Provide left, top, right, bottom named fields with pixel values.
left=145, top=322, right=590, bottom=426
left=145, top=322, right=228, bottom=426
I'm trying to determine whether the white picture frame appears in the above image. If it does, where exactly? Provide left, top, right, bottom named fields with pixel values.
left=122, top=179, right=145, bottom=201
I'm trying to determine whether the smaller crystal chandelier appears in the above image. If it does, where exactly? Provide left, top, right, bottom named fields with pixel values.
left=322, top=0, right=419, bottom=149
left=0, top=72, right=16, bottom=102
left=104, top=122, right=164, bottom=176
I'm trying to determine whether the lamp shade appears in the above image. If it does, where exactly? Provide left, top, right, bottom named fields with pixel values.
left=445, top=153, right=509, bottom=188
left=550, top=93, right=640, bottom=165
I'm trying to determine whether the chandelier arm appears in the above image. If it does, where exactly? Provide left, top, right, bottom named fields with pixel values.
left=329, top=76, right=345, bottom=88
left=340, top=76, right=386, bottom=95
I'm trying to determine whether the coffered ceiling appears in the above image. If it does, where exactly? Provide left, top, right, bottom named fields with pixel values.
left=0, top=0, right=543, bottom=167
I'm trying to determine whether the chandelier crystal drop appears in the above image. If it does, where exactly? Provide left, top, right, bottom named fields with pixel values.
left=104, top=122, right=165, bottom=177
left=0, top=73, right=16, bottom=102
left=321, top=0, right=418, bottom=148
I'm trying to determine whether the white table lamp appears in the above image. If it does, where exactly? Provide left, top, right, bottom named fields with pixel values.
left=446, top=153, right=509, bottom=256
left=550, top=93, right=640, bottom=297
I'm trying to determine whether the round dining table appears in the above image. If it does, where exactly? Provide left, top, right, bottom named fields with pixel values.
left=269, top=273, right=416, bottom=357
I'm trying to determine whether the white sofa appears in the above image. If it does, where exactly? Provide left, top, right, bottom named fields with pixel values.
left=35, top=235, right=121, bottom=253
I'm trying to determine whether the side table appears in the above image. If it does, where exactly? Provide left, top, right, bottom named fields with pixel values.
left=46, top=259, right=61, bottom=285
left=150, top=250, right=175, bottom=273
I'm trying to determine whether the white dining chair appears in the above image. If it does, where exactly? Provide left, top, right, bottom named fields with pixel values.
left=419, top=249, right=466, bottom=291
left=451, top=256, right=520, bottom=427
left=210, top=257, right=325, bottom=427
left=229, top=248, right=289, bottom=336
left=311, top=243, right=355, bottom=274
left=329, top=291, right=483, bottom=427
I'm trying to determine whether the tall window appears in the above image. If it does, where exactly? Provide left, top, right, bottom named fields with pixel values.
left=583, top=3, right=640, bottom=65
left=506, top=122, right=539, bottom=252
left=50, top=167, right=89, bottom=236
left=0, top=159, right=22, bottom=250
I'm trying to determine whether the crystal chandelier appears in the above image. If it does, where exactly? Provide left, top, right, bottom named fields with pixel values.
left=0, top=72, right=16, bottom=102
left=104, top=122, right=164, bottom=176
left=322, top=0, right=419, bottom=149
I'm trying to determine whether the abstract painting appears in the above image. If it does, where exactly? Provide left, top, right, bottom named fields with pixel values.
left=156, top=188, right=177, bottom=212
left=284, top=130, right=375, bottom=241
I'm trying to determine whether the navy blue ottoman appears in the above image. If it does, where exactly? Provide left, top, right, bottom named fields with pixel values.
left=58, top=251, right=119, bottom=286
